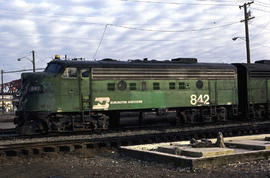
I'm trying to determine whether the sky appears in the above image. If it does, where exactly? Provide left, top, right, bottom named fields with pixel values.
left=0, top=0, right=270, bottom=82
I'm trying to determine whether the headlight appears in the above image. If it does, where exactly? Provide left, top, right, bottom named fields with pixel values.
left=28, top=85, right=43, bottom=93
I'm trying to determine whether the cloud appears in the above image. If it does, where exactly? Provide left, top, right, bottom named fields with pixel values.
left=0, top=0, right=269, bottom=82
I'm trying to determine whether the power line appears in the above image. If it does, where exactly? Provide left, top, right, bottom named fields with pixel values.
left=256, top=0, right=270, bottom=7
left=237, top=37, right=270, bottom=49
left=255, top=3, right=270, bottom=8
left=250, top=19, right=270, bottom=40
left=0, top=20, right=241, bottom=39
left=3, top=68, right=44, bottom=74
left=195, top=0, right=236, bottom=2
left=0, top=8, right=99, bottom=19
left=252, top=7, right=270, bottom=13
left=109, top=21, right=240, bottom=32
left=120, top=0, right=238, bottom=6
left=3, top=34, right=254, bottom=42
left=0, top=8, right=242, bottom=25
left=0, top=9, right=106, bottom=25
left=253, top=42, right=270, bottom=48
left=93, top=24, right=108, bottom=60
left=0, top=8, right=245, bottom=26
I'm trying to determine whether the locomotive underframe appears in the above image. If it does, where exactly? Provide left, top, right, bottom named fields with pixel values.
left=15, top=104, right=241, bottom=135
left=248, top=103, right=270, bottom=120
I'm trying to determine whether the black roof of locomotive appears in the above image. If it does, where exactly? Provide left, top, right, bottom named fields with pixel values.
left=233, top=62, right=270, bottom=72
left=48, top=59, right=237, bottom=70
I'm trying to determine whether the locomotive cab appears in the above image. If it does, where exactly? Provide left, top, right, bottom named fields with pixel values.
left=15, top=60, right=98, bottom=134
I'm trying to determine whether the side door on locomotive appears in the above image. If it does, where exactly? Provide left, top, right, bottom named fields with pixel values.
left=79, top=68, right=91, bottom=111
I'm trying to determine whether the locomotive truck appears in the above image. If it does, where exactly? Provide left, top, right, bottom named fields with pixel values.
left=14, top=57, right=270, bottom=134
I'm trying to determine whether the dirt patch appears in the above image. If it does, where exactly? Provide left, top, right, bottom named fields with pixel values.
left=0, top=148, right=270, bottom=178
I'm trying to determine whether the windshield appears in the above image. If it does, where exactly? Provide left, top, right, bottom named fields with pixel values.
left=45, top=63, right=63, bottom=73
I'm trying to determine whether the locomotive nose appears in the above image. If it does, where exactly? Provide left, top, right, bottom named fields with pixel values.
left=18, top=72, right=49, bottom=110
left=21, top=72, right=45, bottom=94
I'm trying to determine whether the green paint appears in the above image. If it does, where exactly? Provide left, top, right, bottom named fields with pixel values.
left=18, top=67, right=238, bottom=113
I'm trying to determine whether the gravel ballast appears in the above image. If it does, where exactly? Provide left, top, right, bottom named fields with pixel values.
left=0, top=148, right=270, bottom=178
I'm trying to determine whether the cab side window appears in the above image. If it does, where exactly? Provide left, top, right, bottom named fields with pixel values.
left=62, top=67, right=77, bottom=78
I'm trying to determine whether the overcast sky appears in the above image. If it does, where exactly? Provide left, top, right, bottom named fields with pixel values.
left=0, top=0, right=270, bottom=82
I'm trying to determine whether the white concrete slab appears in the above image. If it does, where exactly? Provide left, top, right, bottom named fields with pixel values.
left=178, top=147, right=234, bottom=157
left=225, top=140, right=270, bottom=150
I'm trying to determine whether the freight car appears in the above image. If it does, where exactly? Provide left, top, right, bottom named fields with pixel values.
left=15, top=57, right=263, bottom=134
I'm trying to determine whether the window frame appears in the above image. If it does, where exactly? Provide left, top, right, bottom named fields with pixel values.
left=81, top=69, right=90, bottom=78
left=61, top=67, right=78, bottom=79
left=169, top=82, right=175, bottom=90
left=129, top=83, right=137, bottom=90
left=153, top=82, right=160, bottom=90
left=107, top=83, right=115, bottom=91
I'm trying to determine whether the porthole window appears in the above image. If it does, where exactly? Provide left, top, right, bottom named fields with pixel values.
left=118, top=80, right=127, bottom=90
left=196, top=80, right=203, bottom=89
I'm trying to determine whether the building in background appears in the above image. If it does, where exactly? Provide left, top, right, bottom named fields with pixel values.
left=1, top=79, right=21, bottom=113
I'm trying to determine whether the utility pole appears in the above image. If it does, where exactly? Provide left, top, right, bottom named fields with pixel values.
left=239, top=1, right=255, bottom=64
left=1, top=70, right=4, bottom=113
left=32, top=50, right=36, bottom=72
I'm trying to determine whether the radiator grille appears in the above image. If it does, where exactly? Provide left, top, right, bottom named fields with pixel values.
left=250, top=71, right=270, bottom=78
left=92, top=68, right=236, bottom=80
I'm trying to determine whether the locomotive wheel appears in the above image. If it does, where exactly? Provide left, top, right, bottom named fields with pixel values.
left=18, top=120, right=48, bottom=135
left=98, top=114, right=109, bottom=129
left=177, top=111, right=187, bottom=124
left=17, top=124, right=33, bottom=135
left=172, top=110, right=186, bottom=125
left=217, top=107, right=227, bottom=121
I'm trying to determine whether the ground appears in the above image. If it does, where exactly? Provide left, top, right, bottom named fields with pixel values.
left=0, top=149, right=270, bottom=178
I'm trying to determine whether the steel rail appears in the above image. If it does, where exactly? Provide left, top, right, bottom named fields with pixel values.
left=0, top=120, right=269, bottom=158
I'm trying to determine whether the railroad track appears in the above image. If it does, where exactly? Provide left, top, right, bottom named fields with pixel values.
left=0, top=120, right=270, bottom=158
left=0, top=128, right=16, bottom=137
left=0, top=120, right=266, bottom=141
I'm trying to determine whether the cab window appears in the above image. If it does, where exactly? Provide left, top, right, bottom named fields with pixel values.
left=62, top=67, right=77, bottom=78
left=45, top=63, right=63, bottom=73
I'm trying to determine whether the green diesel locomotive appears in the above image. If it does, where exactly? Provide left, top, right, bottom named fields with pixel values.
left=234, top=60, right=270, bottom=120
left=15, top=57, right=242, bottom=134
